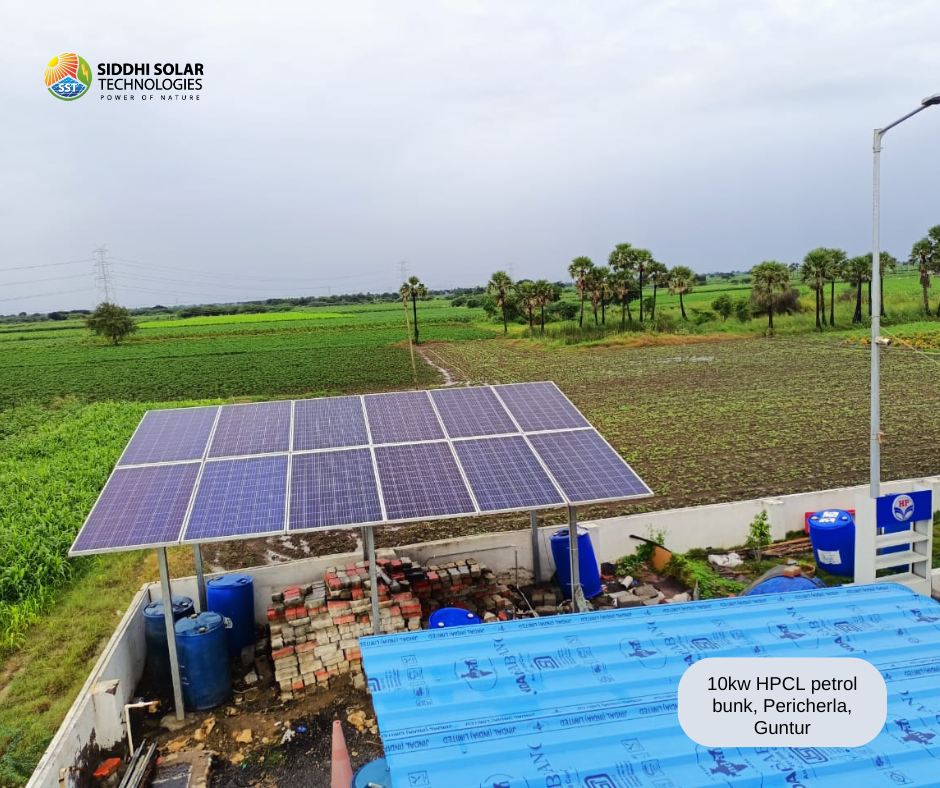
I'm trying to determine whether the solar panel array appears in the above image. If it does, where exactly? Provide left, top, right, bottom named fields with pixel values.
left=70, top=382, right=652, bottom=555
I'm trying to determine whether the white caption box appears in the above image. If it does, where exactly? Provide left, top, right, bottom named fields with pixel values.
left=678, top=657, right=886, bottom=746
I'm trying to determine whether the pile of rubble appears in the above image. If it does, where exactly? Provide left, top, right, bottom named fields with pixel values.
left=606, top=578, right=690, bottom=608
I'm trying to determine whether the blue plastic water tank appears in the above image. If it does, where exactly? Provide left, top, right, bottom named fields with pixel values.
left=175, top=612, right=231, bottom=711
left=745, top=575, right=825, bottom=596
left=206, top=573, right=255, bottom=658
left=353, top=758, right=391, bottom=787
left=550, top=527, right=602, bottom=599
left=429, top=608, right=481, bottom=628
left=143, top=596, right=194, bottom=689
left=808, top=509, right=855, bottom=576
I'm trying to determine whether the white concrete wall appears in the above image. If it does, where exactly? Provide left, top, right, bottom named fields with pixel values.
left=28, top=475, right=940, bottom=787
left=27, top=586, right=151, bottom=788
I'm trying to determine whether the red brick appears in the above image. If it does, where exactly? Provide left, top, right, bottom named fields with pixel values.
left=285, top=608, right=298, bottom=620
left=346, top=563, right=357, bottom=571
left=266, top=606, right=278, bottom=620
left=389, top=606, right=401, bottom=616
left=292, top=679, right=304, bottom=691
left=94, top=758, right=121, bottom=778
left=357, top=567, right=368, bottom=575
left=334, top=614, right=355, bottom=624
left=328, top=578, right=342, bottom=590
left=328, top=600, right=350, bottom=611
left=272, top=646, right=295, bottom=660
left=392, top=592, right=412, bottom=602
left=426, top=571, right=439, bottom=582
left=315, top=669, right=329, bottom=679
left=296, top=641, right=317, bottom=654
left=345, top=648, right=362, bottom=660
left=352, top=588, right=364, bottom=600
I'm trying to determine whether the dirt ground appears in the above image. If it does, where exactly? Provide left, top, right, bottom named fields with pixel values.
left=133, top=678, right=382, bottom=788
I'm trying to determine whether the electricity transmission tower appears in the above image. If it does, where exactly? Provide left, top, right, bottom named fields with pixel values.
left=398, top=260, right=409, bottom=287
left=93, top=244, right=115, bottom=304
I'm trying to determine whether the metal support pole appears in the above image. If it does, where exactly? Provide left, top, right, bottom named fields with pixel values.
left=568, top=506, right=587, bottom=613
left=366, top=526, right=381, bottom=636
left=361, top=527, right=369, bottom=563
left=157, top=548, right=185, bottom=720
left=192, top=544, right=207, bottom=613
left=871, top=128, right=882, bottom=502
left=530, top=510, right=541, bottom=584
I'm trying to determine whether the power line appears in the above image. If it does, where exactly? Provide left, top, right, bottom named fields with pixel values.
left=0, top=287, right=96, bottom=304
left=110, top=257, right=389, bottom=283
left=0, top=272, right=92, bottom=288
left=0, top=258, right=93, bottom=272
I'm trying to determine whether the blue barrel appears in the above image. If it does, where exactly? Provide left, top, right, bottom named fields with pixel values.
left=175, top=612, right=231, bottom=711
left=207, top=574, right=255, bottom=658
left=352, top=758, right=391, bottom=787
left=143, top=596, right=194, bottom=689
left=808, top=510, right=855, bottom=576
left=429, top=608, right=481, bottom=628
left=550, top=527, right=602, bottom=599
left=745, top=575, right=825, bottom=596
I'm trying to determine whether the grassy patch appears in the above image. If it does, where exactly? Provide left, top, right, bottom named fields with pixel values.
left=137, top=311, right=344, bottom=328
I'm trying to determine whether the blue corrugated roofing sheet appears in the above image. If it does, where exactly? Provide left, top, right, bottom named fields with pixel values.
left=361, top=583, right=940, bottom=787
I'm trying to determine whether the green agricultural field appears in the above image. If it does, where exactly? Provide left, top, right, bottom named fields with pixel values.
left=136, top=311, right=344, bottom=328
left=0, top=302, right=492, bottom=409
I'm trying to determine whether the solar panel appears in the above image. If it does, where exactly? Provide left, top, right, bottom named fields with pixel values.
left=364, top=391, right=444, bottom=444
left=182, top=456, right=288, bottom=542
left=117, top=407, right=218, bottom=466
left=208, top=401, right=291, bottom=458
left=430, top=387, right=518, bottom=438
left=493, top=382, right=590, bottom=432
left=292, top=396, right=368, bottom=451
left=70, top=464, right=200, bottom=554
left=71, top=382, right=654, bottom=555
left=453, top=436, right=564, bottom=511
left=375, top=442, right=476, bottom=520
left=289, top=449, right=383, bottom=530
left=527, top=428, right=652, bottom=503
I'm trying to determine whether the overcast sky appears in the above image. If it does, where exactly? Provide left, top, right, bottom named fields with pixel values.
left=1, top=0, right=939, bottom=313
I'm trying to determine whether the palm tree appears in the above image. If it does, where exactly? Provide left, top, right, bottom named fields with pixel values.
left=584, top=268, right=601, bottom=325
left=610, top=268, right=634, bottom=328
left=568, top=257, right=594, bottom=327
left=514, top=279, right=538, bottom=330
left=911, top=238, right=934, bottom=316
left=751, top=261, right=791, bottom=330
left=533, top=279, right=557, bottom=334
left=487, top=271, right=513, bottom=334
left=824, top=249, right=847, bottom=326
left=844, top=255, right=871, bottom=325
left=801, top=248, right=829, bottom=329
left=647, top=260, right=669, bottom=321
left=609, top=243, right=639, bottom=323
left=633, top=249, right=654, bottom=322
left=876, top=251, right=898, bottom=318
left=668, top=266, right=695, bottom=320
left=399, top=275, right=427, bottom=343
left=595, top=266, right=612, bottom=325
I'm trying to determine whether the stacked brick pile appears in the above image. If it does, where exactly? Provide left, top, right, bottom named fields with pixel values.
left=414, top=558, right=513, bottom=621
left=266, top=556, right=513, bottom=701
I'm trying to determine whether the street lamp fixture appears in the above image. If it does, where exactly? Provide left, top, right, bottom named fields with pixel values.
left=870, top=95, right=939, bottom=502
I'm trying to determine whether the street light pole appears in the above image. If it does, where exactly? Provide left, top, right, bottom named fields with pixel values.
left=870, top=94, right=940, bottom=502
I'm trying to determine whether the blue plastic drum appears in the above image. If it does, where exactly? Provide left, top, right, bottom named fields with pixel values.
left=352, top=758, right=391, bottom=787
left=143, top=596, right=194, bottom=690
left=207, top=573, right=255, bottom=658
left=808, top=510, right=855, bottom=576
left=550, top=527, right=602, bottom=599
left=175, top=612, right=231, bottom=711
left=429, top=608, right=481, bottom=628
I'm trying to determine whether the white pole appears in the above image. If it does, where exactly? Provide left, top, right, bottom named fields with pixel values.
left=871, top=128, right=882, bottom=502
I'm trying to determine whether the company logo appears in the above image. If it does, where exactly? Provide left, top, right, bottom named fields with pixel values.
left=620, top=637, right=667, bottom=669
left=482, top=776, right=530, bottom=788
left=893, top=495, right=915, bottom=522
left=455, top=658, right=497, bottom=691
left=45, top=53, right=92, bottom=101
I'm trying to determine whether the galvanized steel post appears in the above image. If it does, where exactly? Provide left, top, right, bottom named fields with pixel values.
left=366, top=526, right=381, bottom=636
left=530, top=510, right=540, bottom=584
left=158, top=548, right=185, bottom=719
left=568, top=506, right=588, bottom=612
left=192, top=544, right=207, bottom=613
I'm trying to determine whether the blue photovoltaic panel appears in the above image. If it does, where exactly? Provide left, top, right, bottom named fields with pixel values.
left=430, top=387, right=517, bottom=438
left=208, top=400, right=291, bottom=458
left=527, top=429, right=652, bottom=503
left=375, top=443, right=475, bottom=520
left=364, top=391, right=444, bottom=444
left=118, top=407, right=218, bottom=466
left=70, top=464, right=200, bottom=554
left=292, top=396, right=368, bottom=451
left=289, top=449, right=383, bottom=530
left=362, top=584, right=940, bottom=788
left=453, top=436, right=563, bottom=511
left=493, top=381, right=590, bottom=432
left=183, top=456, right=287, bottom=542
